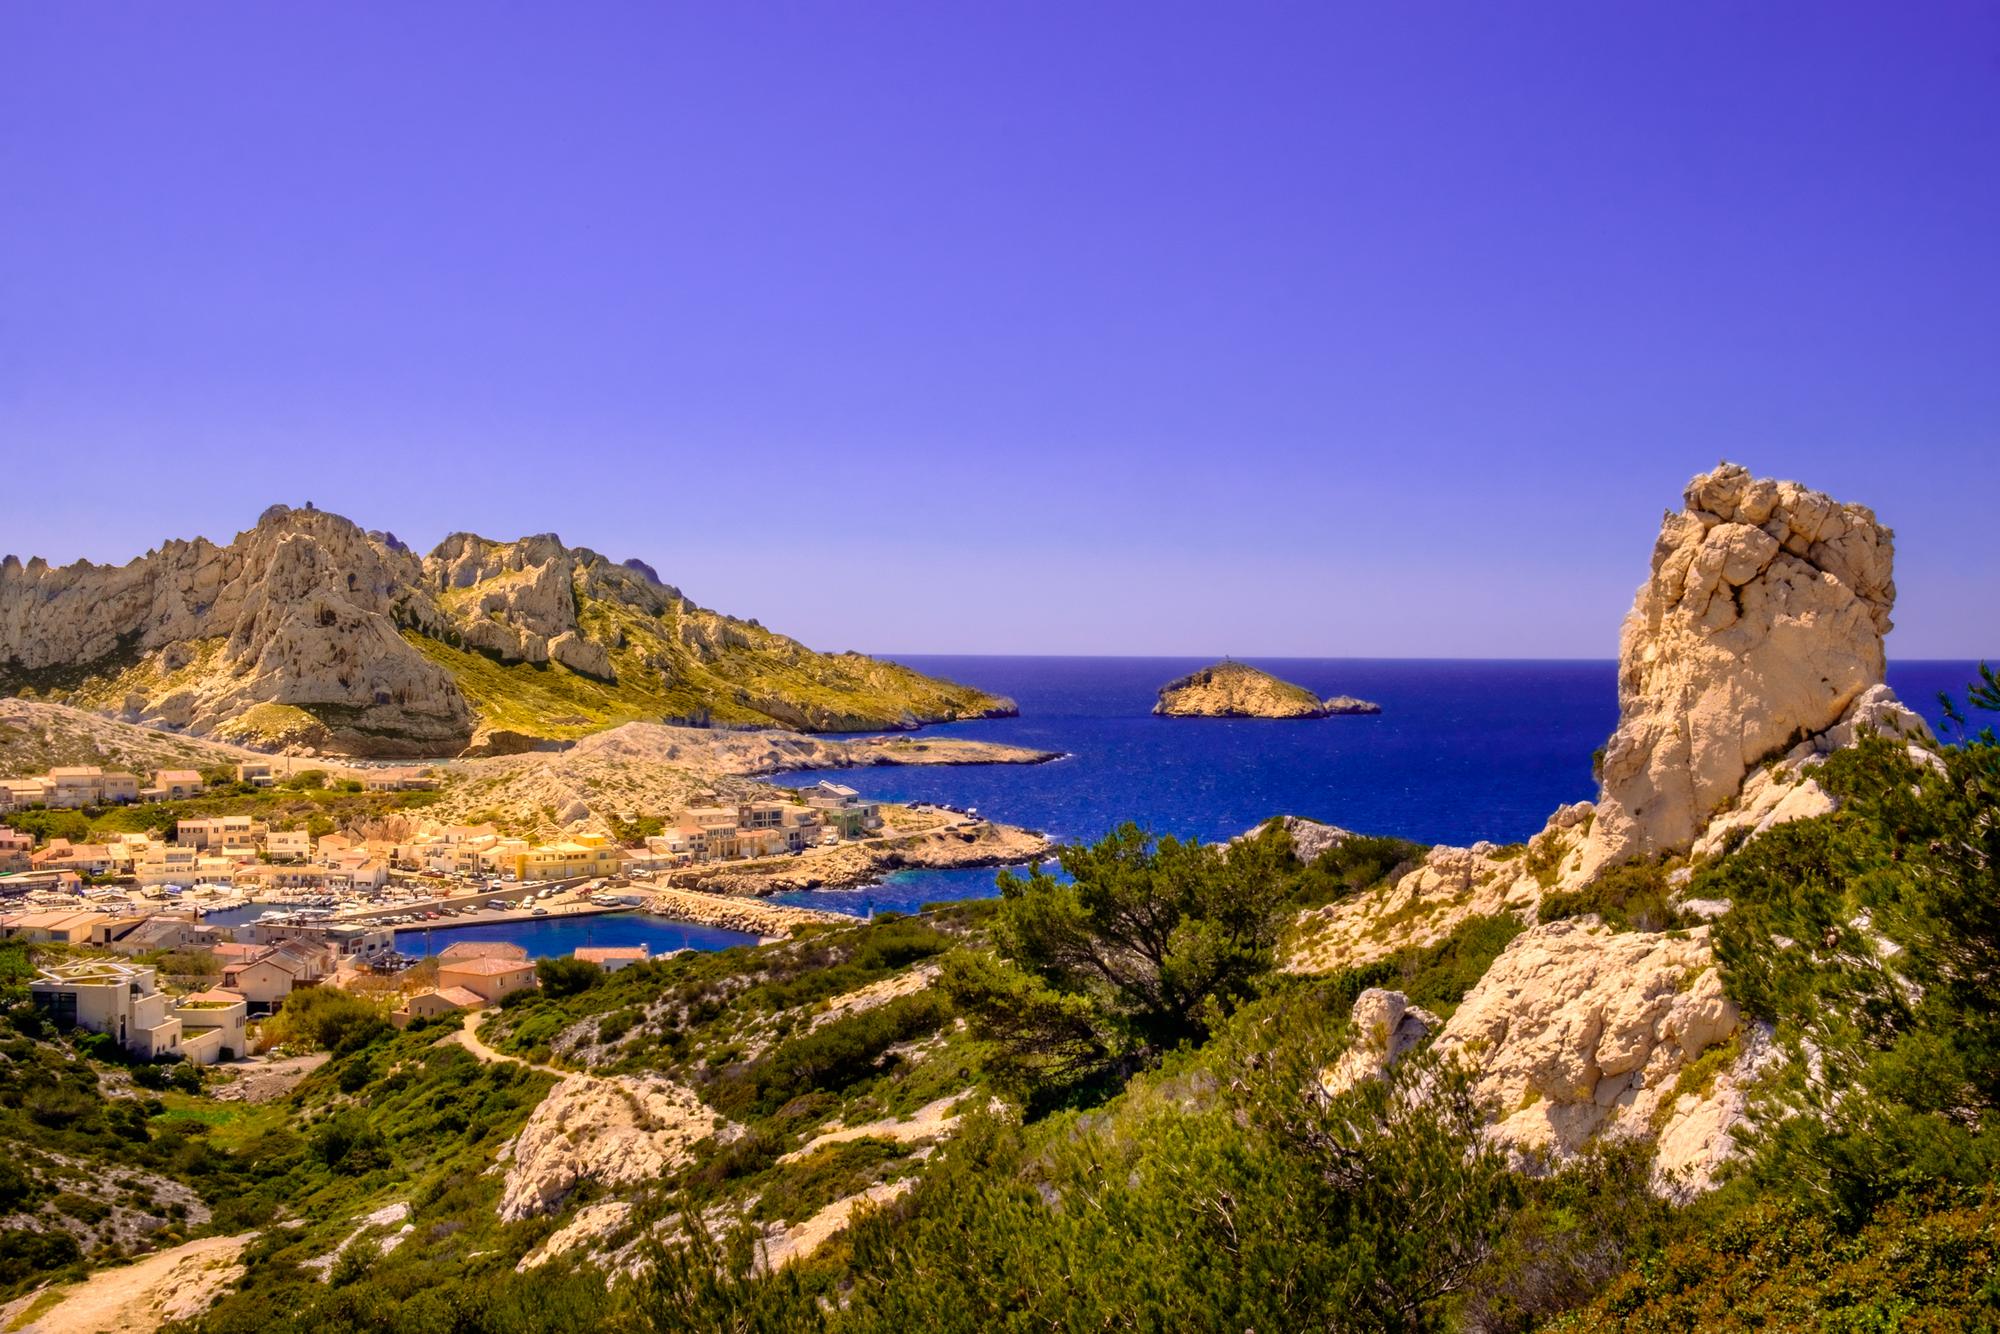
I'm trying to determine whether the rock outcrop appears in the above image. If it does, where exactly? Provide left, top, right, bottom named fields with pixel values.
left=1321, top=988, right=1437, bottom=1096
left=1240, top=815, right=1356, bottom=864
left=1286, top=802, right=1593, bottom=972
left=499, top=1073, right=724, bottom=1222
left=1322, top=695, right=1382, bottom=715
left=1574, top=463, right=1897, bottom=879
left=0, top=506, right=472, bottom=756
left=0, top=505, right=1016, bottom=756
left=1287, top=463, right=1925, bottom=972
left=1434, top=919, right=1748, bottom=1194
left=1154, top=662, right=1329, bottom=719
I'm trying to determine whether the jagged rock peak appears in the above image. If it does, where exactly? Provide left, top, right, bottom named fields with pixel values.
left=1575, top=461, right=1896, bottom=876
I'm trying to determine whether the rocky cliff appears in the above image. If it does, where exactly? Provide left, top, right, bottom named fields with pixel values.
left=1573, top=462, right=1897, bottom=878
left=0, top=506, right=1015, bottom=757
left=1154, top=661, right=1332, bottom=718
left=1289, top=462, right=1930, bottom=1197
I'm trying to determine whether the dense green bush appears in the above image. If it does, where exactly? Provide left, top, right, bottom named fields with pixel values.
left=265, top=988, right=390, bottom=1055
left=535, top=956, right=604, bottom=998
left=944, top=823, right=1307, bottom=1107
left=1537, top=858, right=1684, bottom=932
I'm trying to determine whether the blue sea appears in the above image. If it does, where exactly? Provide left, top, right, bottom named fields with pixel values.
left=765, top=657, right=1985, bottom=918
left=203, top=658, right=1988, bottom=949
left=200, top=900, right=760, bottom=958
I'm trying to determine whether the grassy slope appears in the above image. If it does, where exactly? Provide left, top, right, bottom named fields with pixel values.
left=413, top=586, right=1006, bottom=743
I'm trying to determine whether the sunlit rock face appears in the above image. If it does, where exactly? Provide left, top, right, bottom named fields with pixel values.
left=1575, top=462, right=1895, bottom=878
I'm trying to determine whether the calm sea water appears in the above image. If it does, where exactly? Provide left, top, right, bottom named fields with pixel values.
left=200, top=658, right=1987, bottom=943
left=393, top=914, right=757, bottom=958
left=767, top=657, right=1986, bottom=917
left=197, top=901, right=759, bottom=957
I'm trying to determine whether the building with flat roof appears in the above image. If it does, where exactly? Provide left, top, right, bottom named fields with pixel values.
left=574, top=945, right=650, bottom=972
left=30, top=959, right=182, bottom=1059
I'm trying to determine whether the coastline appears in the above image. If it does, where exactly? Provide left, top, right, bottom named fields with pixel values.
left=664, top=819, right=1053, bottom=897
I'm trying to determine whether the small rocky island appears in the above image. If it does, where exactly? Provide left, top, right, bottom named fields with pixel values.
left=1153, top=661, right=1379, bottom=719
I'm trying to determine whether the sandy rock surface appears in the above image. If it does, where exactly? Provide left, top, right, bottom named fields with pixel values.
left=1436, top=920, right=1743, bottom=1184
left=499, top=1073, right=725, bottom=1222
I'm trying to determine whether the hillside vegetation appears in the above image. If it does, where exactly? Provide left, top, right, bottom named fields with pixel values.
left=0, top=689, right=1991, bottom=1329
left=0, top=675, right=1899, bottom=1329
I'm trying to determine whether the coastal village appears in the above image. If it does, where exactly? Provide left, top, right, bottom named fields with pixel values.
left=0, top=753, right=974, bottom=1069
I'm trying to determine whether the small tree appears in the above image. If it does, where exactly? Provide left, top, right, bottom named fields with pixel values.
left=536, top=956, right=604, bottom=998
left=946, top=823, right=1303, bottom=1106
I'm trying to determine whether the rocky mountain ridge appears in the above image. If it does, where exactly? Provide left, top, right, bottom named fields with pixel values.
left=0, top=506, right=1015, bottom=758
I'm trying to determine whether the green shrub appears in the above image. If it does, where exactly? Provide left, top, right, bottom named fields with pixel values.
left=536, top=956, right=604, bottom=998
left=1539, top=859, right=1684, bottom=932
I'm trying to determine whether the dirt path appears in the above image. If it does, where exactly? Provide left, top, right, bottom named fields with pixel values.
left=442, top=1008, right=568, bottom=1077
left=11, top=1232, right=254, bottom=1334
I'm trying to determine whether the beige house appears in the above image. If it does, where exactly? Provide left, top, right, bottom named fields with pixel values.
left=235, top=760, right=276, bottom=787
left=263, top=829, right=312, bottom=862
left=135, top=843, right=201, bottom=886
left=390, top=986, right=486, bottom=1028
left=175, top=815, right=267, bottom=851
left=0, top=779, right=49, bottom=812
left=574, top=945, right=649, bottom=972
left=173, top=990, right=248, bottom=1064
left=151, top=769, right=207, bottom=801
left=437, top=956, right=537, bottom=1003
left=108, top=916, right=221, bottom=955
left=0, top=910, right=105, bottom=944
left=32, top=840, right=116, bottom=876
left=0, top=827, right=29, bottom=874
left=46, top=767, right=140, bottom=807
left=220, top=952, right=310, bottom=1012
left=30, top=960, right=182, bottom=1058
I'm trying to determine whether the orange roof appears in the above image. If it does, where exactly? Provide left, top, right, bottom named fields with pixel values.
left=439, top=956, right=536, bottom=977
left=575, top=947, right=648, bottom=962
left=438, top=941, right=529, bottom=961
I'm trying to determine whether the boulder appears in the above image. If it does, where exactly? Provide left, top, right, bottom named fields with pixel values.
left=1321, top=988, right=1437, bottom=1096
left=1435, top=919, right=1745, bottom=1192
left=499, top=1074, right=723, bottom=1222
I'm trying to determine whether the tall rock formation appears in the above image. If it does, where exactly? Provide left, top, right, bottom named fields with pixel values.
left=0, top=505, right=1015, bottom=757
left=0, top=506, right=472, bottom=755
left=1290, top=462, right=1932, bottom=1197
left=1574, top=462, right=1897, bottom=877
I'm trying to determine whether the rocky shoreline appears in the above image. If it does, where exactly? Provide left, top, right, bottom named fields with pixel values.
left=633, top=886, right=851, bottom=935
left=668, top=821, right=1053, bottom=897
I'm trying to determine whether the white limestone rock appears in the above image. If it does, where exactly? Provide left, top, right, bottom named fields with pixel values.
left=498, top=1074, right=724, bottom=1222
left=1575, top=462, right=1896, bottom=878
left=1435, top=919, right=1746, bottom=1191
left=1321, top=988, right=1437, bottom=1096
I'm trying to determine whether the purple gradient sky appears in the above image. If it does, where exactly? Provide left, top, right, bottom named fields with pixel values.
left=2, top=4, right=1995, bottom=657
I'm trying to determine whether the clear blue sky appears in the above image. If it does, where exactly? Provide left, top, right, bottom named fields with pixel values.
left=3, top=3, right=1995, bottom=658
